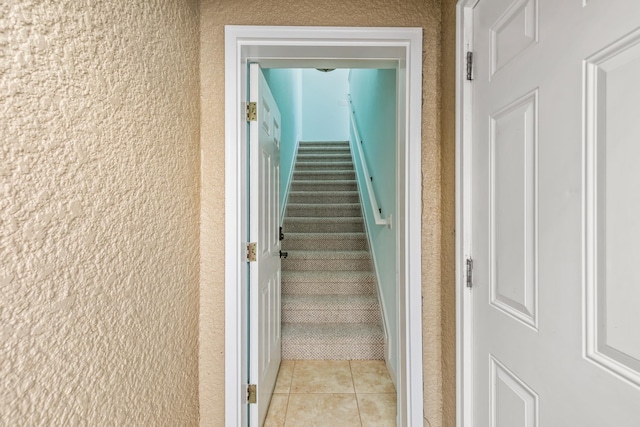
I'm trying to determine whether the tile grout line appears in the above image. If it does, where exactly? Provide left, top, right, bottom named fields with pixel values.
left=281, top=360, right=295, bottom=427
left=350, top=360, right=365, bottom=426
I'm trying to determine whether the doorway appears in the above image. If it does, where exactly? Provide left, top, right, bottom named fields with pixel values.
left=224, top=26, right=423, bottom=426
left=262, top=67, right=397, bottom=425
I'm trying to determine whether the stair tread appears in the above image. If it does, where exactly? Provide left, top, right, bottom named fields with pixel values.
left=297, top=154, right=352, bottom=158
left=292, top=179, right=356, bottom=183
left=287, top=203, right=361, bottom=208
left=299, top=144, right=348, bottom=147
left=299, top=142, right=349, bottom=145
left=295, top=169, right=354, bottom=173
left=282, top=323, right=384, bottom=342
left=297, top=146, right=349, bottom=149
left=289, top=190, right=358, bottom=194
left=284, top=232, right=366, bottom=240
left=284, top=217, right=363, bottom=223
left=282, top=270, right=375, bottom=282
left=282, top=294, right=378, bottom=309
left=284, top=250, right=370, bottom=260
left=296, top=161, right=353, bottom=165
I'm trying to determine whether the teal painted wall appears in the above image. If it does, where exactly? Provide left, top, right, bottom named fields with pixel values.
left=301, top=69, right=350, bottom=141
left=348, top=69, right=397, bottom=378
left=262, top=68, right=303, bottom=216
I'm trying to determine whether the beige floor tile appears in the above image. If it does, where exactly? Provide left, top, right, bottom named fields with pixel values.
left=285, top=393, right=361, bottom=427
left=274, top=360, right=295, bottom=393
left=357, top=393, right=397, bottom=426
left=350, top=360, right=396, bottom=393
left=290, top=360, right=354, bottom=393
left=264, top=394, right=289, bottom=427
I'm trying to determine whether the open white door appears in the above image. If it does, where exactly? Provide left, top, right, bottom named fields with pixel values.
left=249, top=63, right=282, bottom=427
left=465, top=0, right=640, bottom=425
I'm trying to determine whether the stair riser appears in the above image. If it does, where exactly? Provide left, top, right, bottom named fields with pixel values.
left=298, top=147, right=350, bottom=151
left=283, top=258, right=372, bottom=271
left=282, top=309, right=380, bottom=324
left=298, top=142, right=349, bottom=147
left=281, top=343, right=384, bottom=360
left=282, top=238, right=367, bottom=251
left=297, top=149, right=351, bottom=155
left=293, top=173, right=356, bottom=181
left=288, top=193, right=359, bottom=204
left=291, top=182, right=357, bottom=192
left=283, top=221, right=364, bottom=233
left=286, top=206, right=361, bottom=218
left=296, top=155, right=352, bottom=162
left=296, top=163, right=353, bottom=171
left=281, top=281, right=374, bottom=295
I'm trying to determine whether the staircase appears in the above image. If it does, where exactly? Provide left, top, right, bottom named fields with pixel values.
left=281, top=140, right=384, bottom=360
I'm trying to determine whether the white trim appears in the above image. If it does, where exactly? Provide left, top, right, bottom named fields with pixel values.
left=224, top=25, right=423, bottom=427
left=224, top=26, right=248, bottom=427
left=457, top=1, right=479, bottom=427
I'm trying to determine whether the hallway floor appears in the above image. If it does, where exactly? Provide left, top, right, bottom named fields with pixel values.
left=264, top=360, right=396, bottom=426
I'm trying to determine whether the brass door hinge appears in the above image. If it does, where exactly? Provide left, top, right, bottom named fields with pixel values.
left=246, top=242, right=257, bottom=262
left=247, top=384, right=257, bottom=404
left=246, top=102, right=257, bottom=121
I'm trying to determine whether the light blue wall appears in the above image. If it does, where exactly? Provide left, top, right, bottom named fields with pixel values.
left=301, top=69, right=350, bottom=141
left=348, top=69, right=397, bottom=379
left=262, top=68, right=303, bottom=216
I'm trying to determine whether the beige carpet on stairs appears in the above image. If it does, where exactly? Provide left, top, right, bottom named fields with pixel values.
left=281, top=140, right=384, bottom=360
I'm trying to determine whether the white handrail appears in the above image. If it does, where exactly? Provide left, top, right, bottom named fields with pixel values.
left=348, top=95, right=392, bottom=228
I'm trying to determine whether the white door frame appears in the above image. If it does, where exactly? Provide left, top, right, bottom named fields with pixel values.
left=456, top=1, right=479, bottom=427
left=224, top=26, right=423, bottom=426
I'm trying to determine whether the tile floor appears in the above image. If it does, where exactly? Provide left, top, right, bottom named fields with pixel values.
left=264, top=360, right=397, bottom=427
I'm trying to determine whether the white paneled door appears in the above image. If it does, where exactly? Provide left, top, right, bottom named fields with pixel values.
left=249, top=63, right=282, bottom=427
left=469, top=0, right=640, bottom=425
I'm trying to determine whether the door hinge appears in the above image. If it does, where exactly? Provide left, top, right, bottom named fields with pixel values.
left=246, top=102, right=257, bottom=121
left=466, top=257, right=473, bottom=288
left=466, top=51, right=473, bottom=81
left=246, top=242, right=257, bottom=262
left=247, top=384, right=257, bottom=404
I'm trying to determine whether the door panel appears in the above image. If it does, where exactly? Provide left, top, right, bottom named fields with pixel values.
left=490, top=356, right=538, bottom=427
left=490, top=90, right=538, bottom=329
left=249, top=63, right=281, bottom=427
left=471, top=0, right=640, bottom=425
left=585, top=26, right=640, bottom=390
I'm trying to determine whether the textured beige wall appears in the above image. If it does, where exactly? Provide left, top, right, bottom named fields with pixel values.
left=1, top=1, right=200, bottom=424
left=199, top=1, right=455, bottom=426
left=441, top=1, right=458, bottom=426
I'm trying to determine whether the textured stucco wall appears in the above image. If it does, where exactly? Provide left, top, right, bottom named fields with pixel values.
left=441, top=1, right=458, bottom=426
left=199, top=1, right=452, bottom=426
left=1, top=1, right=201, bottom=424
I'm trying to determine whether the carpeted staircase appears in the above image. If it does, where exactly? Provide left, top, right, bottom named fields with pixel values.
left=281, top=140, right=385, bottom=360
